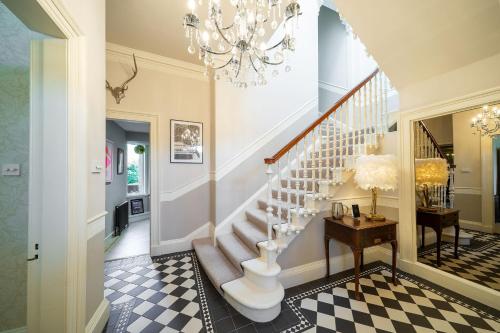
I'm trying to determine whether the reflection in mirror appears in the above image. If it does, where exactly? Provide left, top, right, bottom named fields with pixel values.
left=414, top=104, right=500, bottom=292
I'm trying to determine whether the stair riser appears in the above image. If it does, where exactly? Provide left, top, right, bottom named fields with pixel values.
left=257, top=201, right=291, bottom=220
left=224, top=291, right=282, bottom=323
left=233, top=223, right=264, bottom=255
left=244, top=269, right=281, bottom=291
left=218, top=238, right=244, bottom=273
left=271, top=189, right=304, bottom=205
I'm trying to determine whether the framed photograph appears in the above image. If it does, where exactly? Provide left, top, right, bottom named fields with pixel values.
left=170, top=120, right=203, bottom=164
left=130, top=198, right=144, bottom=215
left=117, top=148, right=124, bottom=175
left=105, top=140, right=114, bottom=184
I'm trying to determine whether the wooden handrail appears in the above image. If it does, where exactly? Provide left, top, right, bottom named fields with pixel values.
left=418, top=121, right=446, bottom=159
left=264, top=68, right=380, bottom=165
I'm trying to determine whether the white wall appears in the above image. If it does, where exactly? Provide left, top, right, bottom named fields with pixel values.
left=214, top=1, right=320, bottom=170
left=106, top=44, right=211, bottom=243
left=57, top=0, right=107, bottom=326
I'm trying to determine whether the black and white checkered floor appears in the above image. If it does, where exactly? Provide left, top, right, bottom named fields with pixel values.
left=104, top=252, right=500, bottom=333
left=418, top=230, right=500, bottom=291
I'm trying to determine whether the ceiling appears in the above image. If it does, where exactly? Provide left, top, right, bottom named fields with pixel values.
left=106, top=0, right=243, bottom=65
left=333, top=0, right=500, bottom=89
left=113, top=120, right=150, bottom=133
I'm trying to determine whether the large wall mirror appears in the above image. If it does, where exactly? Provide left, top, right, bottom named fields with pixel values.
left=413, top=103, right=499, bottom=292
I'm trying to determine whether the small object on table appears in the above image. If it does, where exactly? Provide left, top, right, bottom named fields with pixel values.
left=324, top=214, right=398, bottom=300
left=417, top=208, right=459, bottom=267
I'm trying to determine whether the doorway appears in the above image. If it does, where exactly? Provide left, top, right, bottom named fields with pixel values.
left=105, top=119, right=151, bottom=261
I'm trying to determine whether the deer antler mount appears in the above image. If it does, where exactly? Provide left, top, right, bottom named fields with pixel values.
left=106, top=54, right=138, bottom=104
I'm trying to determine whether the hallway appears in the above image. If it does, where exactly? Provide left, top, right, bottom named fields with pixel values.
left=106, top=219, right=150, bottom=262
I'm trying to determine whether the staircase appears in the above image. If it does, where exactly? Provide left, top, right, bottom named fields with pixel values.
left=414, top=121, right=456, bottom=208
left=193, top=69, right=392, bottom=322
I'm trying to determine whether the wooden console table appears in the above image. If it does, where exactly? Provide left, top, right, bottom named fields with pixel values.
left=324, top=215, right=398, bottom=300
left=417, top=208, right=460, bottom=267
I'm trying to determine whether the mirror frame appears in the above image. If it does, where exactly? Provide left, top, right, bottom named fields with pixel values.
left=397, top=87, right=500, bottom=309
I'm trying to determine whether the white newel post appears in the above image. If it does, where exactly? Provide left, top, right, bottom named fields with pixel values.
left=449, top=166, right=455, bottom=208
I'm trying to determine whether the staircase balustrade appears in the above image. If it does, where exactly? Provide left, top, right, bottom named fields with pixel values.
left=262, top=69, right=391, bottom=263
left=414, top=121, right=456, bottom=208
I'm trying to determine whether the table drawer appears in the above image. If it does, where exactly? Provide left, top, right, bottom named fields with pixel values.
left=441, top=211, right=459, bottom=224
left=362, top=227, right=395, bottom=247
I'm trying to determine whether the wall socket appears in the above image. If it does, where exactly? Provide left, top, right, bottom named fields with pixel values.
left=2, top=164, right=21, bottom=176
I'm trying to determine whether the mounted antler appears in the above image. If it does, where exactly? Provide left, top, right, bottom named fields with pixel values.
left=106, top=54, right=138, bottom=104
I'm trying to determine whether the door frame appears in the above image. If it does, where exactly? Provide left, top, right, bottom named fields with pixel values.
left=398, top=87, right=500, bottom=310
left=22, top=1, right=88, bottom=332
left=106, top=109, right=160, bottom=254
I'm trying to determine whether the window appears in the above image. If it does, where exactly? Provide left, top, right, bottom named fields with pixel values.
left=127, top=143, right=147, bottom=195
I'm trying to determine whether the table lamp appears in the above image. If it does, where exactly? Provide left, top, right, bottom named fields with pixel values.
left=415, top=158, right=448, bottom=211
left=354, top=155, right=398, bottom=221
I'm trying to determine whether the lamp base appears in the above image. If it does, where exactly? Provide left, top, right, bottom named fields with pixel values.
left=366, top=214, right=386, bottom=221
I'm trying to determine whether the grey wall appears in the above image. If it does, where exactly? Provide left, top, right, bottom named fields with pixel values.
left=214, top=106, right=319, bottom=225
left=0, top=4, right=32, bottom=330
left=319, top=7, right=348, bottom=90
left=105, top=120, right=128, bottom=237
left=319, top=89, right=343, bottom=113
left=127, top=131, right=149, bottom=143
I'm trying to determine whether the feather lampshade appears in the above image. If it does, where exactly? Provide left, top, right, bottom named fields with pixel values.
left=415, top=158, right=449, bottom=209
left=355, top=155, right=398, bottom=221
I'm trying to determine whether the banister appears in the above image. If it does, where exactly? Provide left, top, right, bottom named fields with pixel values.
left=418, top=121, right=447, bottom=161
left=264, top=68, right=380, bottom=165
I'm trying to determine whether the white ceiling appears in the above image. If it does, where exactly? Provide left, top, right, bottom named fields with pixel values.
left=113, top=120, right=150, bottom=133
left=334, top=0, right=500, bottom=89
left=107, top=0, right=237, bottom=65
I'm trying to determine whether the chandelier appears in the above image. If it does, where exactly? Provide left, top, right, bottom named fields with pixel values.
left=183, top=0, right=301, bottom=88
left=471, top=105, right=500, bottom=136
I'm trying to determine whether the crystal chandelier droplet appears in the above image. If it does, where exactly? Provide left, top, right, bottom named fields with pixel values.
left=471, top=105, right=500, bottom=137
left=182, top=0, right=301, bottom=87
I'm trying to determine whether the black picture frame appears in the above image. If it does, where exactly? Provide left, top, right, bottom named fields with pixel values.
left=170, top=119, right=203, bottom=164
left=130, top=198, right=144, bottom=215
left=117, top=148, right=124, bottom=175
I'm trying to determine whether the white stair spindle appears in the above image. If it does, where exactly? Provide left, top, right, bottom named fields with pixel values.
left=363, top=85, right=368, bottom=154
left=312, top=129, right=317, bottom=199
left=339, top=104, right=344, bottom=175
left=265, top=165, right=274, bottom=246
left=303, top=133, right=308, bottom=195
left=277, top=160, right=283, bottom=239
left=333, top=111, right=338, bottom=183
left=295, top=145, right=300, bottom=217
left=318, top=125, right=323, bottom=189
left=287, top=152, right=292, bottom=229
left=326, top=116, right=331, bottom=183
left=449, top=167, right=455, bottom=208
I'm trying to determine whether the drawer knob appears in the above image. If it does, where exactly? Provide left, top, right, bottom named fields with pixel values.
left=374, top=238, right=382, bottom=244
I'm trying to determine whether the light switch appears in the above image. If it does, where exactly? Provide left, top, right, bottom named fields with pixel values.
left=2, top=164, right=21, bottom=176
left=91, top=161, right=103, bottom=174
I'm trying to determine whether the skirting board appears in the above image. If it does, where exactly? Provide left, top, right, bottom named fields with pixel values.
left=151, top=222, right=212, bottom=256
left=279, top=247, right=380, bottom=289
left=85, top=299, right=110, bottom=333
left=1, top=327, right=27, bottom=333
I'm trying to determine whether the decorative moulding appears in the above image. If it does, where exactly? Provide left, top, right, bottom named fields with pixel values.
left=160, top=174, right=212, bottom=202
left=214, top=97, right=319, bottom=182
left=106, top=42, right=208, bottom=82
left=86, top=212, right=107, bottom=240
left=151, top=222, right=211, bottom=256
left=85, top=299, right=109, bottom=333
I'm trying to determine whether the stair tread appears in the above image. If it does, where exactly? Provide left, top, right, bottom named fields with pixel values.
left=245, top=207, right=287, bottom=233
left=192, top=238, right=242, bottom=293
left=223, top=277, right=284, bottom=309
left=217, top=233, right=258, bottom=272
left=233, top=219, right=268, bottom=254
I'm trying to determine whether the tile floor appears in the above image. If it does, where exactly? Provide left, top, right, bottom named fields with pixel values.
left=106, top=219, right=150, bottom=262
left=103, top=251, right=500, bottom=333
left=418, top=229, right=500, bottom=291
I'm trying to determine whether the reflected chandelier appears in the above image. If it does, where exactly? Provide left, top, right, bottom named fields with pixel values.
left=183, top=0, right=301, bottom=88
left=471, top=105, right=500, bottom=136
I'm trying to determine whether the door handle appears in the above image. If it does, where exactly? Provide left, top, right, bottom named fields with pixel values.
left=27, top=254, right=39, bottom=262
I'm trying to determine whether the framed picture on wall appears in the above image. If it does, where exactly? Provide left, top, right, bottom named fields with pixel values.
left=117, top=148, right=124, bottom=175
left=170, top=120, right=203, bottom=164
left=130, top=198, right=144, bottom=215
left=105, top=140, right=114, bottom=184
